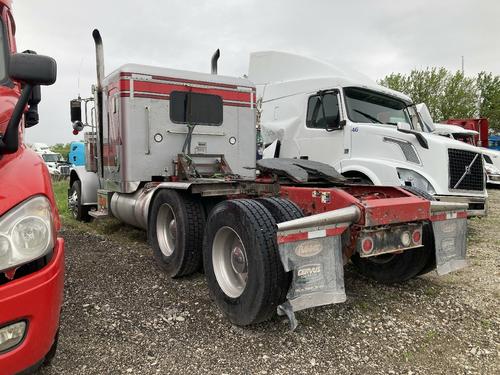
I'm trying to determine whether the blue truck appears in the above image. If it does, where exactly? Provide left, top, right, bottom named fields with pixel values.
left=68, top=141, right=85, bottom=166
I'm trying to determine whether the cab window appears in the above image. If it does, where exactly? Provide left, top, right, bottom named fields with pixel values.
left=306, top=93, right=339, bottom=129
left=170, top=91, right=223, bottom=126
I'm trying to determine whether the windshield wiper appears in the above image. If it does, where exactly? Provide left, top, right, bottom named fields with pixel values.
left=353, top=109, right=382, bottom=124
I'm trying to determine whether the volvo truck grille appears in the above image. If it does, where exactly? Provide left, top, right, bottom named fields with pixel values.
left=59, top=165, right=70, bottom=175
left=448, top=149, right=484, bottom=191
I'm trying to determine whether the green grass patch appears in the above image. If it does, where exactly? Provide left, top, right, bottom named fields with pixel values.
left=51, top=180, right=147, bottom=244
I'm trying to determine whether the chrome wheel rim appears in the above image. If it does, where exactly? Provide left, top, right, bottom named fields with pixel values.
left=157, top=204, right=177, bottom=257
left=68, top=190, right=78, bottom=219
left=212, top=226, right=248, bottom=298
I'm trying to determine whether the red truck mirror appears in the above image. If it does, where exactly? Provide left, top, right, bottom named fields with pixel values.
left=0, top=53, right=57, bottom=154
left=9, top=53, right=57, bottom=86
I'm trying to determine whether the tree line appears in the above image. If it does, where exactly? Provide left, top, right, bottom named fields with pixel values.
left=379, top=69, right=500, bottom=132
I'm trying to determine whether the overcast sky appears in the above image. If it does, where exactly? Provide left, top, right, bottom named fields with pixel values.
left=13, top=0, right=500, bottom=145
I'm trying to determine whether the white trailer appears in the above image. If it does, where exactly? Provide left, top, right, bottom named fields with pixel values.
left=249, top=51, right=488, bottom=216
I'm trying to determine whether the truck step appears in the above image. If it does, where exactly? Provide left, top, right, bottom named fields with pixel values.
left=88, top=209, right=110, bottom=219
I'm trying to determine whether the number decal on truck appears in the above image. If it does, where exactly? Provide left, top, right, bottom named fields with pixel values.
left=352, top=127, right=359, bottom=133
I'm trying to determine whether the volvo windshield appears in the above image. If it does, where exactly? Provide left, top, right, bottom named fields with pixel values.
left=42, top=153, right=63, bottom=163
left=344, top=87, right=417, bottom=127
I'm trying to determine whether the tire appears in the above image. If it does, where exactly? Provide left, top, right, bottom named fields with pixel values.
left=148, top=189, right=205, bottom=278
left=43, top=329, right=59, bottom=366
left=351, top=247, right=430, bottom=284
left=342, top=172, right=373, bottom=185
left=203, top=199, right=287, bottom=326
left=402, top=186, right=437, bottom=276
left=68, top=180, right=91, bottom=222
left=256, top=197, right=304, bottom=303
left=256, top=197, right=304, bottom=223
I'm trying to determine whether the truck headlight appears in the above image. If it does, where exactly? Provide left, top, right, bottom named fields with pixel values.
left=397, top=168, right=436, bottom=195
left=0, top=196, right=54, bottom=273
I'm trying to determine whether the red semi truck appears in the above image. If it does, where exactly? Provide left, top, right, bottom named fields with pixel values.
left=445, top=118, right=489, bottom=148
left=69, top=30, right=470, bottom=329
left=0, top=1, right=62, bottom=373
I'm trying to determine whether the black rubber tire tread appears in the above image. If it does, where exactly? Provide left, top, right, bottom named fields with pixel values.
left=203, top=199, right=287, bottom=326
left=402, top=185, right=438, bottom=276
left=43, top=329, right=59, bottom=365
left=69, top=180, right=91, bottom=222
left=351, top=247, right=430, bottom=284
left=256, top=197, right=304, bottom=223
left=342, top=171, right=373, bottom=185
left=149, top=189, right=206, bottom=278
left=255, top=197, right=304, bottom=303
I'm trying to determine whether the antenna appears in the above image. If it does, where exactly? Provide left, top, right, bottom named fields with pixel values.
left=77, top=57, right=84, bottom=96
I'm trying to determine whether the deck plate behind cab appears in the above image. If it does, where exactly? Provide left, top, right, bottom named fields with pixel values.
left=257, top=158, right=346, bottom=183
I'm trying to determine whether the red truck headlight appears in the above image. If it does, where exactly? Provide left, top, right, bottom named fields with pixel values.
left=0, top=196, right=54, bottom=273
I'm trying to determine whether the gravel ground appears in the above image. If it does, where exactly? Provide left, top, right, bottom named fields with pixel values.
left=40, top=190, right=500, bottom=375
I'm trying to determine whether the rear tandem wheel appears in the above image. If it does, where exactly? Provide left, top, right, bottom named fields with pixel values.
left=148, top=189, right=206, bottom=278
left=203, top=199, right=289, bottom=326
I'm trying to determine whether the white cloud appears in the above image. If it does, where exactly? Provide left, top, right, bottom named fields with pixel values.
left=11, top=0, right=500, bottom=145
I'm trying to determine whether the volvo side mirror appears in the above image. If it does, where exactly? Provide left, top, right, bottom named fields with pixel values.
left=397, top=122, right=412, bottom=131
left=397, top=121, right=429, bottom=149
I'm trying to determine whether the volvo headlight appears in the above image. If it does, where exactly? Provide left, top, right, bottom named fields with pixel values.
left=397, top=168, right=436, bottom=195
left=0, top=196, right=54, bottom=272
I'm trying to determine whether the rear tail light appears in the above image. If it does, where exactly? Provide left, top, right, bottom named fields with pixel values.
left=361, top=237, right=374, bottom=254
left=412, top=229, right=422, bottom=244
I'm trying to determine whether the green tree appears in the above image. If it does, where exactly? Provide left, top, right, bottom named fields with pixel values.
left=380, top=68, right=450, bottom=120
left=50, top=143, right=71, bottom=160
left=477, top=72, right=500, bottom=132
left=380, top=68, right=483, bottom=124
left=439, top=71, right=477, bottom=120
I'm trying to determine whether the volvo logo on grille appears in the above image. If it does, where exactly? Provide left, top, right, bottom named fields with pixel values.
left=453, top=153, right=479, bottom=189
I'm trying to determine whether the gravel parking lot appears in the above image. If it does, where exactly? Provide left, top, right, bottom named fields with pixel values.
left=40, top=190, right=500, bottom=375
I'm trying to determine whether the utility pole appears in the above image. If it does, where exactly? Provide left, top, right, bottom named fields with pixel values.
left=461, top=56, right=464, bottom=75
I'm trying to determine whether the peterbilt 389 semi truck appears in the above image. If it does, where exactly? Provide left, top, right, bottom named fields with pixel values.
left=69, top=30, right=469, bottom=328
left=0, top=1, right=62, bottom=373
left=249, top=51, right=488, bottom=216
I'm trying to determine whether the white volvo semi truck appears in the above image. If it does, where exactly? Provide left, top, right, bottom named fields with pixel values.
left=249, top=51, right=487, bottom=216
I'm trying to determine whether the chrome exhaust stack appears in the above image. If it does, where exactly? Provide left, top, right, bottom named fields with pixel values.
left=92, top=29, right=105, bottom=177
left=211, top=49, right=220, bottom=75
left=92, top=29, right=105, bottom=90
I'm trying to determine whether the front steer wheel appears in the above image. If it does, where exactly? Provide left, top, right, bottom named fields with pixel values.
left=68, top=180, right=91, bottom=222
left=203, top=199, right=288, bottom=326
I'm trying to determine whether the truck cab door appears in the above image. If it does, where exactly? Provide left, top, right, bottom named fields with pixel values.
left=295, top=91, right=347, bottom=168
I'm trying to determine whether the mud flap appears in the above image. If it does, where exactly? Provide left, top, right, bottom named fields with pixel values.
left=276, top=226, right=347, bottom=330
left=431, top=211, right=468, bottom=276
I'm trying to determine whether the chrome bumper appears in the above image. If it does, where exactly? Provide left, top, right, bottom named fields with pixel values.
left=432, top=194, right=487, bottom=217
